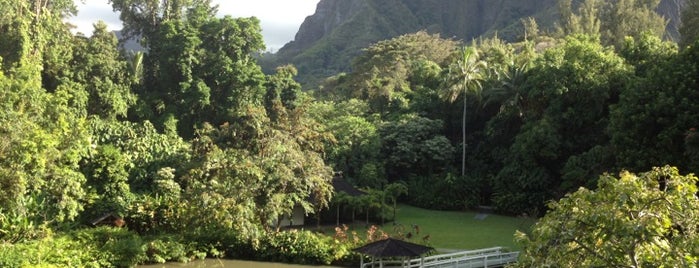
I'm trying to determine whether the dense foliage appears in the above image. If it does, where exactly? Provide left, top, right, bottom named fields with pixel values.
left=0, top=0, right=338, bottom=266
left=515, top=166, right=699, bottom=267
left=1, top=0, right=699, bottom=266
left=268, top=0, right=684, bottom=86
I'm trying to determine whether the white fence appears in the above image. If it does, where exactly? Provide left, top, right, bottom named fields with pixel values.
left=360, top=247, right=519, bottom=268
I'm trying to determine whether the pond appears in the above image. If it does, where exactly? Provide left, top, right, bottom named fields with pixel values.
left=139, top=259, right=346, bottom=268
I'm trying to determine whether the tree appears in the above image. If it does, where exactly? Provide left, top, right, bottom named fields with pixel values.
left=384, top=182, right=408, bottom=221
left=112, top=0, right=266, bottom=138
left=265, top=65, right=301, bottom=123
left=379, top=114, right=455, bottom=179
left=329, top=31, right=457, bottom=116
left=483, top=59, right=530, bottom=120
left=679, top=0, right=699, bottom=48
left=619, top=33, right=677, bottom=76
left=0, top=0, right=77, bottom=72
left=109, top=0, right=216, bottom=47
left=493, top=35, right=631, bottom=214
left=600, top=0, right=667, bottom=49
left=556, top=0, right=667, bottom=49
left=441, top=46, right=487, bottom=177
left=610, top=35, right=698, bottom=174
left=179, top=65, right=335, bottom=234
left=520, top=17, right=540, bottom=41
left=72, top=21, right=135, bottom=119
left=556, top=0, right=602, bottom=38
left=87, top=119, right=190, bottom=192
left=515, top=166, right=699, bottom=267
left=0, top=0, right=92, bottom=238
left=307, top=99, right=382, bottom=186
left=81, top=145, right=134, bottom=219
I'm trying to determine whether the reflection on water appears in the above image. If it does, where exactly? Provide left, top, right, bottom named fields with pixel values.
left=140, top=259, right=346, bottom=268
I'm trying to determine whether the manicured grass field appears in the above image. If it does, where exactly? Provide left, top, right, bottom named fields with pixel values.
left=390, top=205, right=535, bottom=251
left=331, top=204, right=536, bottom=252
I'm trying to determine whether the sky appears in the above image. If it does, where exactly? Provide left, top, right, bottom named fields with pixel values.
left=69, top=0, right=320, bottom=51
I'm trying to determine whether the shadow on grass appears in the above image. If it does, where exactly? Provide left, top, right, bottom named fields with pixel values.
left=308, top=204, right=536, bottom=252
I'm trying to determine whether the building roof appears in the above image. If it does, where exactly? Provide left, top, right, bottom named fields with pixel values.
left=353, top=238, right=434, bottom=257
left=332, top=176, right=365, bottom=196
left=91, top=213, right=122, bottom=226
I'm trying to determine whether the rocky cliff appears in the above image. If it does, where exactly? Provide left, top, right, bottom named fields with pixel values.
left=267, top=0, right=683, bottom=87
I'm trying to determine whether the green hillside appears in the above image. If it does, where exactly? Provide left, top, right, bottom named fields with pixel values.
left=263, top=0, right=683, bottom=87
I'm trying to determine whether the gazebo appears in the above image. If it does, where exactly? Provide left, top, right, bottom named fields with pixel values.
left=353, top=238, right=434, bottom=268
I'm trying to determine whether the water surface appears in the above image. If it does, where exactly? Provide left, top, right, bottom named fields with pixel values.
left=140, top=259, right=345, bottom=268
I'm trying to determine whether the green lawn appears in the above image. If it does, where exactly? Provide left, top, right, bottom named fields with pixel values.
left=383, top=205, right=535, bottom=251
left=396, top=205, right=534, bottom=250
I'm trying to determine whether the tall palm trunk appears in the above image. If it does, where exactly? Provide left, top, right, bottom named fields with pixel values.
left=462, top=88, right=467, bottom=177
left=442, top=46, right=486, bottom=178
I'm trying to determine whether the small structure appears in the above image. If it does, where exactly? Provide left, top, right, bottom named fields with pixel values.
left=331, top=175, right=366, bottom=226
left=353, top=238, right=433, bottom=268
left=279, top=174, right=366, bottom=228
left=332, top=175, right=365, bottom=197
left=277, top=205, right=306, bottom=227
left=91, top=213, right=125, bottom=227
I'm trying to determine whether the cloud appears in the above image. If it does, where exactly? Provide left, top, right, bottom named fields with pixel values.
left=262, top=22, right=303, bottom=51
left=70, top=0, right=121, bottom=35
left=215, top=0, right=318, bottom=51
left=68, top=0, right=319, bottom=50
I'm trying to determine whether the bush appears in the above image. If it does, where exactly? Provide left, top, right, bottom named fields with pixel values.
left=407, top=173, right=478, bottom=210
left=71, top=226, right=146, bottom=267
left=0, top=231, right=107, bottom=268
left=254, top=230, right=351, bottom=265
left=0, top=226, right=357, bottom=266
left=0, top=227, right=211, bottom=268
left=182, top=226, right=240, bottom=259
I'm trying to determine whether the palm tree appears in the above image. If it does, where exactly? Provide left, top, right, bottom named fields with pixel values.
left=126, top=51, right=144, bottom=83
left=484, top=60, right=529, bottom=119
left=384, top=182, right=408, bottom=221
left=442, top=46, right=487, bottom=177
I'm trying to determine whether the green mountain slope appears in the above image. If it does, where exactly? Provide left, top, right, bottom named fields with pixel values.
left=264, top=0, right=683, bottom=87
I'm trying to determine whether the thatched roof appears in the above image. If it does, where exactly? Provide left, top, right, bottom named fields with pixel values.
left=353, top=238, right=434, bottom=257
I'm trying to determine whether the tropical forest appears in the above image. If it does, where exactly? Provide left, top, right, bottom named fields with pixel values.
left=1, top=0, right=699, bottom=267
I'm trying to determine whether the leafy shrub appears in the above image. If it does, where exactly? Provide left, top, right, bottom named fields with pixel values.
left=254, top=230, right=350, bottom=265
left=71, top=227, right=146, bottom=267
left=0, top=195, right=53, bottom=243
left=183, top=226, right=240, bottom=259
left=0, top=227, right=211, bottom=267
left=1, top=226, right=357, bottom=267
left=78, top=228, right=208, bottom=265
left=407, top=173, right=478, bottom=210
left=0, top=231, right=106, bottom=268
left=142, top=235, right=195, bottom=263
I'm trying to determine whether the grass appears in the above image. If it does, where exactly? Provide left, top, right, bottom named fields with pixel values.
left=332, top=204, right=536, bottom=252
left=391, top=205, right=535, bottom=251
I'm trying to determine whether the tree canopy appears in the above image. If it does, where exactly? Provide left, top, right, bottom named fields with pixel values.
left=2, top=0, right=699, bottom=265
left=515, top=166, right=699, bottom=267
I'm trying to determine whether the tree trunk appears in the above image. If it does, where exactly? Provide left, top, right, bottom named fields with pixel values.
left=462, top=92, right=467, bottom=177
left=381, top=195, right=385, bottom=225
left=317, top=212, right=321, bottom=229
left=352, top=207, right=356, bottom=223
left=366, top=208, right=369, bottom=225
left=336, top=203, right=340, bottom=226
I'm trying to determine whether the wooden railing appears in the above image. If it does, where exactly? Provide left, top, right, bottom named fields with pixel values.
left=360, top=247, right=519, bottom=268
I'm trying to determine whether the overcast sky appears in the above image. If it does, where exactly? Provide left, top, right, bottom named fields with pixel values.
left=69, top=0, right=320, bottom=51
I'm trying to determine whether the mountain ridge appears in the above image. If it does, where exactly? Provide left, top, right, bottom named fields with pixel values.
left=265, top=0, right=684, bottom=86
